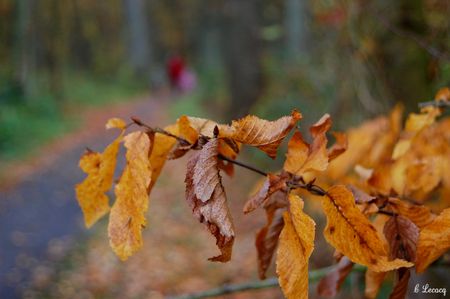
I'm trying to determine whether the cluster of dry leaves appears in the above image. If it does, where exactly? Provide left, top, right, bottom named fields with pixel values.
left=76, top=87, right=450, bottom=299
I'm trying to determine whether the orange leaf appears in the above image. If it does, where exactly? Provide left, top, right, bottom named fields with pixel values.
left=415, top=208, right=450, bottom=273
left=108, top=132, right=152, bottom=260
left=185, top=148, right=235, bottom=262
left=76, top=133, right=122, bottom=228
left=322, top=185, right=413, bottom=271
left=148, top=124, right=178, bottom=191
left=277, top=194, right=315, bottom=299
left=284, top=114, right=337, bottom=176
left=224, top=110, right=301, bottom=158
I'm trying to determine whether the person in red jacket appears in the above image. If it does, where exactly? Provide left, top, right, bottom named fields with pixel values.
left=167, top=55, right=185, bottom=89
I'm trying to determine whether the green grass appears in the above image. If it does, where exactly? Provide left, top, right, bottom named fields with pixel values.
left=0, top=71, right=146, bottom=162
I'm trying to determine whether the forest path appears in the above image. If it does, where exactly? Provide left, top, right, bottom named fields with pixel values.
left=0, top=94, right=170, bottom=298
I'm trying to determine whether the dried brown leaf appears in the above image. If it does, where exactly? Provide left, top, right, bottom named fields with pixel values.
left=243, top=173, right=288, bottom=214
left=185, top=151, right=235, bottom=262
left=383, top=215, right=419, bottom=261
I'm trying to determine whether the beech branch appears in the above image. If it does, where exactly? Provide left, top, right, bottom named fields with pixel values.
left=169, top=265, right=365, bottom=299
left=418, top=100, right=450, bottom=109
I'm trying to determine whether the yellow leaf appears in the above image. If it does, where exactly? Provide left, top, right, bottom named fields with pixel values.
left=415, top=208, right=450, bottom=273
left=148, top=124, right=178, bottom=191
left=322, top=185, right=413, bottom=271
left=277, top=194, right=315, bottom=299
left=284, top=130, right=328, bottom=176
left=224, top=110, right=301, bottom=158
left=76, top=134, right=122, bottom=228
left=108, top=132, right=152, bottom=260
left=177, top=115, right=199, bottom=145
left=106, top=117, right=127, bottom=130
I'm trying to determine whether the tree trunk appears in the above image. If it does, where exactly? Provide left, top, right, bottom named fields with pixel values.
left=220, top=0, right=264, bottom=118
left=284, top=0, right=310, bottom=57
left=14, top=0, right=36, bottom=99
left=123, top=0, right=152, bottom=76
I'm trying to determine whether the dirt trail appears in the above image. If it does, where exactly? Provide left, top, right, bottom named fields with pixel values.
left=0, top=95, right=168, bottom=298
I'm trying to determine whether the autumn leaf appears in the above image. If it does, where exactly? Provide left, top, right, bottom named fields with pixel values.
left=223, top=110, right=301, bottom=158
left=185, top=147, right=235, bottom=262
left=284, top=114, right=345, bottom=177
left=322, top=185, right=413, bottom=272
left=328, top=132, right=348, bottom=162
left=415, top=208, right=450, bottom=273
left=193, top=138, right=222, bottom=203
left=390, top=268, right=410, bottom=299
left=108, top=132, right=152, bottom=261
left=256, top=208, right=284, bottom=279
left=317, top=256, right=354, bottom=298
left=177, top=115, right=199, bottom=144
left=106, top=117, right=127, bottom=130
left=277, top=194, right=315, bottom=299
left=435, top=87, right=450, bottom=102
left=388, top=198, right=435, bottom=229
left=243, top=172, right=288, bottom=214
left=384, top=215, right=419, bottom=262
left=76, top=132, right=122, bottom=228
left=148, top=124, right=178, bottom=191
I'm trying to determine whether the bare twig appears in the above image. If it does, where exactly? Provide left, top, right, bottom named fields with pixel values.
left=218, top=154, right=268, bottom=177
left=373, top=13, right=450, bottom=62
left=418, top=100, right=450, bottom=109
left=168, top=265, right=365, bottom=299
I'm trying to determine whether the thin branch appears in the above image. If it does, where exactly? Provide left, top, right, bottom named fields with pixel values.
left=373, top=12, right=450, bottom=62
left=218, top=154, right=268, bottom=177
left=131, top=116, right=189, bottom=144
left=418, top=100, right=450, bottom=109
left=169, top=265, right=365, bottom=299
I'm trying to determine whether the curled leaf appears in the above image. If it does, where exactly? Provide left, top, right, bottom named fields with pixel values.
left=277, top=194, right=315, bottom=299
left=256, top=208, right=285, bottom=279
left=193, top=139, right=221, bottom=203
left=76, top=134, right=122, bottom=228
left=185, top=151, right=235, bottom=262
left=106, top=117, right=127, bottom=130
left=243, top=172, right=288, bottom=214
left=108, top=132, right=152, bottom=260
left=224, top=110, right=301, bottom=158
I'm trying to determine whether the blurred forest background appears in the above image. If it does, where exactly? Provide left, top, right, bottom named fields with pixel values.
left=0, top=0, right=449, bottom=298
left=1, top=0, right=449, bottom=162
